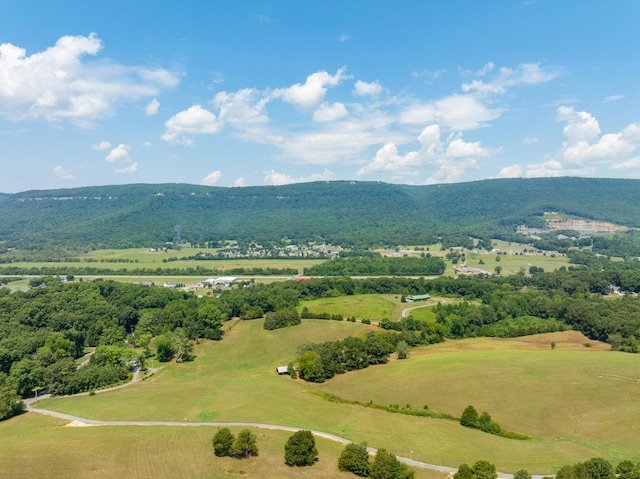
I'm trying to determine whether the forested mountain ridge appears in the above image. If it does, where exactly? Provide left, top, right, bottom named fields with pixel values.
left=0, top=193, right=11, bottom=204
left=2, top=178, right=640, bottom=249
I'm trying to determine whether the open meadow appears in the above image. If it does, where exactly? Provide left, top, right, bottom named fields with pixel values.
left=298, top=293, right=448, bottom=321
left=0, top=413, right=450, bottom=479
left=6, top=320, right=637, bottom=476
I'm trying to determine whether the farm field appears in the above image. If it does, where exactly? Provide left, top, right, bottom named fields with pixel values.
left=2, top=247, right=324, bottom=273
left=298, top=294, right=447, bottom=322
left=23, top=320, right=640, bottom=475
left=298, top=294, right=400, bottom=321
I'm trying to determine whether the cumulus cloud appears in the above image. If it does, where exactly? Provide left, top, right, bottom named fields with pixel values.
left=358, top=124, right=494, bottom=181
left=160, top=61, right=557, bottom=180
left=161, top=105, right=219, bottom=145
left=523, top=137, right=539, bottom=144
left=91, top=140, right=112, bottom=150
left=145, top=98, right=160, bottom=115
left=0, top=33, right=180, bottom=124
left=53, top=165, right=75, bottom=180
left=398, top=94, right=503, bottom=130
left=353, top=80, right=383, bottom=97
left=233, top=177, right=246, bottom=187
left=263, top=168, right=335, bottom=186
left=557, top=106, right=639, bottom=165
left=525, top=159, right=594, bottom=178
left=201, top=170, right=222, bottom=185
left=212, top=88, right=269, bottom=125
left=313, top=102, right=348, bottom=122
left=271, top=67, right=350, bottom=109
left=105, top=144, right=132, bottom=164
left=114, top=162, right=138, bottom=174
left=497, top=164, right=523, bottom=178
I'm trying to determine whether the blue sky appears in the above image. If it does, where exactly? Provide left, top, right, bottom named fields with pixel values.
left=1, top=0, right=640, bottom=192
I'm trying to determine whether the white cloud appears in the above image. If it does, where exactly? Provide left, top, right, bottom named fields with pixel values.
left=313, top=102, right=348, bottom=122
left=557, top=106, right=600, bottom=143
left=353, top=80, right=383, bottom=97
left=497, top=164, right=523, bottom=178
left=358, top=124, right=494, bottom=181
left=462, top=63, right=561, bottom=97
left=557, top=106, right=640, bottom=164
left=610, top=156, right=640, bottom=170
left=53, top=165, right=75, bottom=180
left=399, top=93, right=503, bottom=130
left=525, top=159, right=594, bottom=178
left=212, top=88, right=269, bottom=125
left=159, top=61, right=556, bottom=177
left=0, top=34, right=180, bottom=124
left=143, top=141, right=152, bottom=147
left=233, top=177, right=246, bottom=187
left=105, top=144, right=132, bottom=164
left=523, top=137, right=539, bottom=144
left=161, top=105, right=219, bottom=145
left=145, top=98, right=160, bottom=115
left=477, top=62, right=495, bottom=76
left=411, top=69, right=446, bottom=83
left=603, top=94, right=624, bottom=103
left=263, top=168, right=335, bottom=186
left=272, top=67, right=350, bottom=109
left=91, top=141, right=111, bottom=150
left=114, top=162, right=138, bottom=174
left=339, top=34, right=350, bottom=42
left=201, top=170, right=222, bottom=185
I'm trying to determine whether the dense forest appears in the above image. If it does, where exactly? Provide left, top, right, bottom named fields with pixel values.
left=2, top=178, right=640, bottom=250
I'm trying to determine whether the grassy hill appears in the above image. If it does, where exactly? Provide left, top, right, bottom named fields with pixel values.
left=12, top=321, right=639, bottom=476
left=2, top=177, right=640, bottom=249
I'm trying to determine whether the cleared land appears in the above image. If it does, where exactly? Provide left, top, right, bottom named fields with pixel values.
left=16, top=320, right=639, bottom=475
left=0, top=413, right=449, bottom=479
left=298, top=294, right=399, bottom=321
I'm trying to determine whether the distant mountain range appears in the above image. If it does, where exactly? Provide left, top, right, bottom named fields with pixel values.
left=0, top=193, right=11, bottom=204
left=1, top=177, right=640, bottom=250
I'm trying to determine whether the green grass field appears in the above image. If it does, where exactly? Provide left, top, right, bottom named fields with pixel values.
left=298, top=294, right=400, bottom=321
left=298, top=294, right=448, bottom=322
left=0, top=413, right=449, bottom=479
left=3, top=247, right=324, bottom=275
left=16, top=320, right=639, bottom=475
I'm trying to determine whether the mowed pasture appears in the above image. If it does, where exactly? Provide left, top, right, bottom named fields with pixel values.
left=0, top=413, right=449, bottom=479
left=298, top=294, right=447, bottom=322
left=298, top=294, right=400, bottom=321
left=25, top=320, right=640, bottom=474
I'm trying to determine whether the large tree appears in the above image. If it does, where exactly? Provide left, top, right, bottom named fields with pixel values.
left=231, top=429, right=258, bottom=459
left=460, top=405, right=479, bottom=428
left=212, top=428, right=234, bottom=457
left=472, top=460, right=498, bottom=479
left=370, top=448, right=414, bottom=479
left=284, top=430, right=318, bottom=467
left=338, top=442, right=370, bottom=477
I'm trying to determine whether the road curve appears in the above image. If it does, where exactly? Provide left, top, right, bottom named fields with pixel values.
left=26, top=405, right=551, bottom=478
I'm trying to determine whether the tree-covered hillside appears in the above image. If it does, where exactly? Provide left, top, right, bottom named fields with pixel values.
left=1, top=178, right=640, bottom=250
left=0, top=194, right=10, bottom=204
